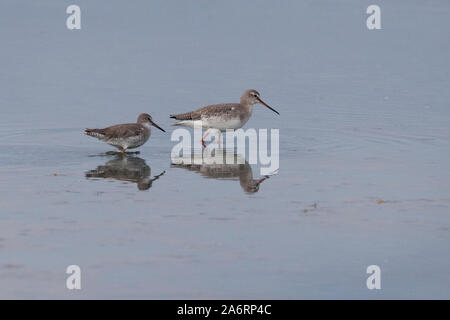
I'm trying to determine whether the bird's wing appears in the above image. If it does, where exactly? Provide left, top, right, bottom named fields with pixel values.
left=170, top=103, right=240, bottom=120
left=197, top=103, right=240, bottom=118
left=170, top=103, right=240, bottom=121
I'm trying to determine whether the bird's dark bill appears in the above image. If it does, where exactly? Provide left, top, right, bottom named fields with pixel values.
left=151, top=121, right=166, bottom=132
left=257, top=98, right=280, bottom=115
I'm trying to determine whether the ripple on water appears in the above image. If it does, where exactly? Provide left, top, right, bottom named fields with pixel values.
left=285, top=108, right=449, bottom=157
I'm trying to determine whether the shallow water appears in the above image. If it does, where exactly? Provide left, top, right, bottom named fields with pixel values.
left=0, top=0, right=449, bottom=299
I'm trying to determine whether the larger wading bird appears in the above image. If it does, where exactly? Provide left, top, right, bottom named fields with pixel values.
left=170, top=89, right=279, bottom=147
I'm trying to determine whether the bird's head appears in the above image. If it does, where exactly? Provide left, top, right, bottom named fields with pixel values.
left=241, top=89, right=279, bottom=115
left=137, top=113, right=165, bottom=132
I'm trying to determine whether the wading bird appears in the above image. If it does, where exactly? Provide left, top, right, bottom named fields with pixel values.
left=85, top=113, right=165, bottom=153
left=170, top=89, right=279, bottom=147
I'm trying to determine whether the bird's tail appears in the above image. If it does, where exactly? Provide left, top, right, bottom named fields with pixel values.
left=171, top=121, right=187, bottom=127
left=85, top=128, right=106, bottom=139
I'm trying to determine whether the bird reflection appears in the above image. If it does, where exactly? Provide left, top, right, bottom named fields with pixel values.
left=86, top=154, right=165, bottom=190
left=171, top=152, right=269, bottom=194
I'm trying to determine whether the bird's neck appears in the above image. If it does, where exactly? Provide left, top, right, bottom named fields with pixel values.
left=240, top=101, right=254, bottom=115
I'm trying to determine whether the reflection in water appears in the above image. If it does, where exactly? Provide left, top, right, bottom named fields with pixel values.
left=86, top=154, right=165, bottom=190
left=171, top=152, right=269, bottom=194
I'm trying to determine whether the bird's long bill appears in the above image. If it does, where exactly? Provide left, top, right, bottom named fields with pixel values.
left=257, top=98, right=280, bottom=115
left=151, top=120, right=166, bottom=132
left=256, top=176, right=269, bottom=186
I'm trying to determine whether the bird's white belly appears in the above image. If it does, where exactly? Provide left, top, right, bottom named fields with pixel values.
left=106, top=133, right=150, bottom=149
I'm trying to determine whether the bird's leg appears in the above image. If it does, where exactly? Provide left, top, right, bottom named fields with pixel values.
left=201, top=131, right=210, bottom=148
left=218, top=132, right=222, bottom=149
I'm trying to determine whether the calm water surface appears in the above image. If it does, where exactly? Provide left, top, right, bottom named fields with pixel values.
left=0, top=0, right=449, bottom=298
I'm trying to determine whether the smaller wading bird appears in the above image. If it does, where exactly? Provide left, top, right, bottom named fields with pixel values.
left=170, top=89, right=279, bottom=147
left=85, top=113, right=165, bottom=153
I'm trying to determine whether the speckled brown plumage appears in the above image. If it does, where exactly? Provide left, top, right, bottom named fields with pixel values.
left=86, top=123, right=147, bottom=140
left=169, top=90, right=279, bottom=136
left=170, top=103, right=241, bottom=121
